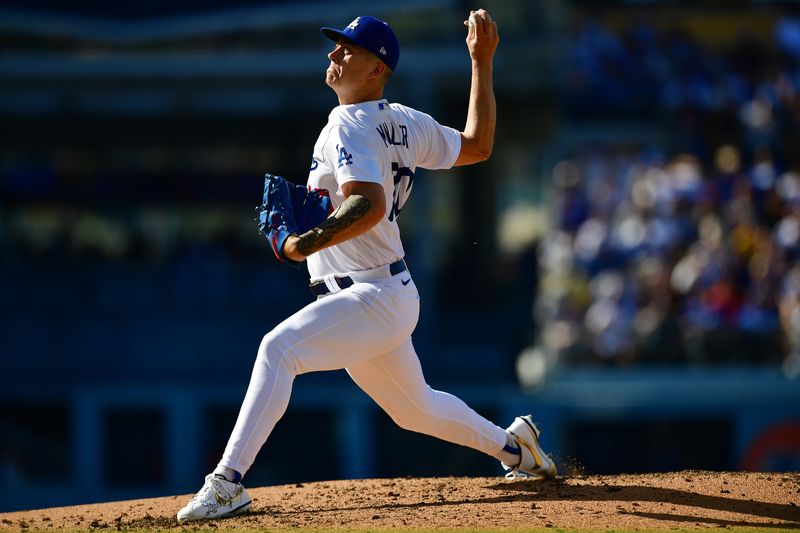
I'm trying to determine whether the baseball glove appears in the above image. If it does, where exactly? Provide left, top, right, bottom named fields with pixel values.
left=256, top=173, right=332, bottom=264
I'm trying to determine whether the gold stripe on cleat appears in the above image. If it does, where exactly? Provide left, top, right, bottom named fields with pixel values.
left=511, top=432, right=542, bottom=470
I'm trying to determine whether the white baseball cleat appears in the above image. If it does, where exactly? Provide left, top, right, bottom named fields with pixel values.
left=502, top=415, right=557, bottom=480
left=177, top=473, right=252, bottom=523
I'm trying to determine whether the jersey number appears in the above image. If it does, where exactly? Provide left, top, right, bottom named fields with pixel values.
left=388, top=163, right=414, bottom=222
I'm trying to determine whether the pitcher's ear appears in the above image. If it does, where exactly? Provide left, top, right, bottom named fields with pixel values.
left=369, top=61, right=387, bottom=79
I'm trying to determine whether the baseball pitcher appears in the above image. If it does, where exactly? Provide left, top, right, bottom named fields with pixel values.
left=178, top=9, right=555, bottom=523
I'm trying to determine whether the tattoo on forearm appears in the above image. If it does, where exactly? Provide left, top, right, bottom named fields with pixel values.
left=296, top=194, right=371, bottom=256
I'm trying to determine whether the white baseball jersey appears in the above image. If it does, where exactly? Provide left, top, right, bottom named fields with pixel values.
left=306, top=98, right=461, bottom=280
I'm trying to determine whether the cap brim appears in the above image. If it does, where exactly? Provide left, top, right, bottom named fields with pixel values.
left=321, top=27, right=350, bottom=43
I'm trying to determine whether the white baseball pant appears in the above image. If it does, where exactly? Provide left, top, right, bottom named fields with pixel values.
left=219, top=271, right=508, bottom=476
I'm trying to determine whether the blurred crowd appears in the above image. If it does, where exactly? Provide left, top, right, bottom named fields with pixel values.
left=534, top=14, right=800, bottom=370
left=538, top=146, right=799, bottom=367
left=565, top=14, right=800, bottom=160
left=566, top=14, right=800, bottom=115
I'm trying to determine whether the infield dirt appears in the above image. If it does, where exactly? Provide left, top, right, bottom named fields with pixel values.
left=0, top=471, right=798, bottom=531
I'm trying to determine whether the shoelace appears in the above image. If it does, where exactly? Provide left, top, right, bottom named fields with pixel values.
left=192, top=476, right=238, bottom=504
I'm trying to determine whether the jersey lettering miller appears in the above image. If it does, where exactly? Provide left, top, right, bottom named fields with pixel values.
left=376, top=121, right=409, bottom=149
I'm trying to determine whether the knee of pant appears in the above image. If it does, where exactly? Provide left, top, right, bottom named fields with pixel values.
left=391, top=412, right=418, bottom=431
left=392, top=407, right=429, bottom=432
left=391, top=388, right=437, bottom=431
left=258, top=331, right=296, bottom=374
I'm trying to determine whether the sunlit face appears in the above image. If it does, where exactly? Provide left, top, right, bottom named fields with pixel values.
left=325, top=39, right=382, bottom=92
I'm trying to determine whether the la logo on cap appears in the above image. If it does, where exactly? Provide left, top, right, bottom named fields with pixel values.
left=347, top=18, right=360, bottom=30
left=379, top=46, right=386, bottom=55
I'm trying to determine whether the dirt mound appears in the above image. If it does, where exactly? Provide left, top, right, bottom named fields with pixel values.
left=1, top=471, right=798, bottom=531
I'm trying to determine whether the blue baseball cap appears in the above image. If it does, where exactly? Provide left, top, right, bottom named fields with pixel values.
left=321, top=16, right=400, bottom=72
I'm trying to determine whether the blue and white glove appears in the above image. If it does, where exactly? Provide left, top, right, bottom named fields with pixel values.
left=256, top=173, right=331, bottom=264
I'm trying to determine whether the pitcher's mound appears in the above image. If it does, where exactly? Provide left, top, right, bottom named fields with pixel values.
left=1, top=471, right=798, bottom=530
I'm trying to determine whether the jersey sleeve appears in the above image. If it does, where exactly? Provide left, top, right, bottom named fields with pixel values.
left=323, top=125, right=386, bottom=188
left=410, top=109, right=462, bottom=170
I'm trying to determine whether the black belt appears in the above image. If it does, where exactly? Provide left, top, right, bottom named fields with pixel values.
left=309, top=259, right=407, bottom=297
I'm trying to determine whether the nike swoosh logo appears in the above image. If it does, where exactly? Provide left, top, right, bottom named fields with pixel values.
left=401, top=278, right=411, bottom=286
